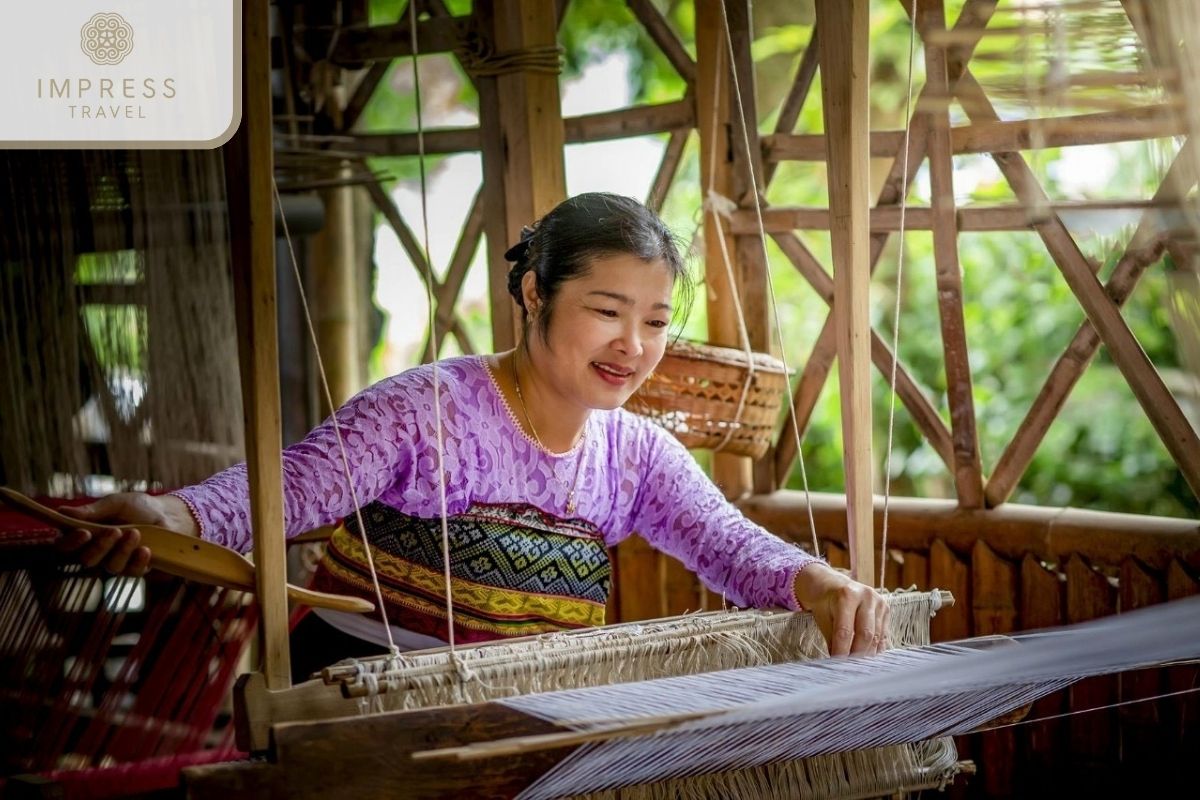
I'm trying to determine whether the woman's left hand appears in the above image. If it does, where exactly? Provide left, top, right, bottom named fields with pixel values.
left=793, top=563, right=890, bottom=657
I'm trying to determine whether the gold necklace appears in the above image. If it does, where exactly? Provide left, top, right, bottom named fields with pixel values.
left=511, top=354, right=586, bottom=515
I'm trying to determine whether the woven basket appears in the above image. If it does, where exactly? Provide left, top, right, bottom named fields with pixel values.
left=625, top=340, right=790, bottom=459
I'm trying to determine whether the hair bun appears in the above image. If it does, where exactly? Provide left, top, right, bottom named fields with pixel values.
left=503, top=224, right=538, bottom=262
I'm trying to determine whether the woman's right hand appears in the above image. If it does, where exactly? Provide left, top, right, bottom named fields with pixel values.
left=57, top=493, right=199, bottom=577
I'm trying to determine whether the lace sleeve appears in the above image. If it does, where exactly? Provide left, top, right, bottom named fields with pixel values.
left=627, top=424, right=818, bottom=610
left=172, top=375, right=418, bottom=553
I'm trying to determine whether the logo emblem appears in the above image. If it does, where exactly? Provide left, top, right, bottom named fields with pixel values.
left=80, top=12, right=133, bottom=65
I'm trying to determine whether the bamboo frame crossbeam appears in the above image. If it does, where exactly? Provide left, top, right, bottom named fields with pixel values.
left=423, top=190, right=485, bottom=358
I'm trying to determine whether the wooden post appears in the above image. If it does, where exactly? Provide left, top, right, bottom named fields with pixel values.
left=477, top=0, right=567, bottom=352
left=816, top=0, right=874, bottom=583
left=311, top=173, right=364, bottom=408
left=696, top=0, right=751, bottom=501
left=225, top=0, right=291, bottom=689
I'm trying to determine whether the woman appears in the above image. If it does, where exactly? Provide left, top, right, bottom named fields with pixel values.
left=59, top=193, right=889, bottom=667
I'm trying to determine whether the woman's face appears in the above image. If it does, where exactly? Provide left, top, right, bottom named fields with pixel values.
left=524, top=253, right=674, bottom=412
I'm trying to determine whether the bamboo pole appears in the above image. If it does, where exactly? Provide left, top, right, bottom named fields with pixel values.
left=817, top=0, right=873, bottom=583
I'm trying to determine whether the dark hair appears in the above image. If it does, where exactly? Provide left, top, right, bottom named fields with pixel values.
left=504, top=192, right=692, bottom=341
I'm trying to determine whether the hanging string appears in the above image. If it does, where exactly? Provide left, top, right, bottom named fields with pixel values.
left=880, top=9, right=921, bottom=590
left=272, top=179, right=400, bottom=659
left=714, top=4, right=820, bottom=559
left=407, top=0, right=464, bottom=667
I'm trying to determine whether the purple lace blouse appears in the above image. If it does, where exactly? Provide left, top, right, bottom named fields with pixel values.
left=173, top=356, right=817, bottom=610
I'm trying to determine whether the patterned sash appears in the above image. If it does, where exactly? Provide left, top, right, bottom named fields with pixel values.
left=310, top=502, right=611, bottom=644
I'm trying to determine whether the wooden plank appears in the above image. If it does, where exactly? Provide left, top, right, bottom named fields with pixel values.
left=225, top=0, right=291, bottom=689
left=763, top=105, right=1185, bottom=161
left=626, top=0, right=696, bottom=84
left=616, top=534, right=664, bottom=622
left=1018, top=554, right=1064, bottom=791
left=971, top=540, right=1018, bottom=795
left=985, top=141, right=1195, bottom=505
left=816, top=0, right=873, bottom=584
left=919, top=0, right=983, bottom=508
left=739, top=490, right=1200, bottom=573
left=953, top=69, right=1200, bottom=502
left=1065, top=554, right=1118, bottom=784
left=882, top=549, right=902, bottom=590
left=929, top=539, right=969, bottom=643
left=1118, top=558, right=1165, bottom=769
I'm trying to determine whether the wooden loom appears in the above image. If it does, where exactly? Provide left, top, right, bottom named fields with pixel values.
left=183, top=2, right=979, bottom=798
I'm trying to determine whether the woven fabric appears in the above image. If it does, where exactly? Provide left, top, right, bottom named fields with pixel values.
left=310, top=501, right=610, bottom=643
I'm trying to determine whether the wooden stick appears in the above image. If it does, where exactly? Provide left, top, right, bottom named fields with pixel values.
left=329, top=15, right=467, bottom=64
left=0, top=488, right=373, bottom=614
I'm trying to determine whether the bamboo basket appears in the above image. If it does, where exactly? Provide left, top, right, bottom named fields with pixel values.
left=626, top=340, right=790, bottom=459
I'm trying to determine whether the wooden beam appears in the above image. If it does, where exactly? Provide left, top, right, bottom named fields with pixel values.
left=329, top=15, right=468, bottom=64
left=423, top=190, right=485, bottom=358
left=739, top=490, right=1200, bottom=572
left=645, top=123, right=689, bottom=213
left=920, top=0, right=983, bottom=507
left=954, top=69, right=1200, bottom=502
left=763, top=105, right=1186, bottom=162
left=346, top=99, right=694, bottom=155
left=626, top=0, right=696, bottom=85
left=817, top=0, right=873, bottom=583
left=310, top=174, right=364, bottom=407
left=225, top=0, right=291, bottom=689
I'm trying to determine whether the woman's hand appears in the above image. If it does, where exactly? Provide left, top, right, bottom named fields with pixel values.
left=793, top=562, right=890, bottom=657
left=57, top=493, right=198, bottom=577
